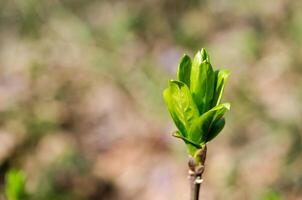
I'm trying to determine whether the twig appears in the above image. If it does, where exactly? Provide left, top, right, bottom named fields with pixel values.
left=188, top=145, right=207, bottom=200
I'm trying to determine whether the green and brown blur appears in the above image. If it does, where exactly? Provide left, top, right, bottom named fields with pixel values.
left=0, top=0, right=301, bottom=200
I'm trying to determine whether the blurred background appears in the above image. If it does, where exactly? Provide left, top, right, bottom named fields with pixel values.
left=0, top=0, right=302, bottom=199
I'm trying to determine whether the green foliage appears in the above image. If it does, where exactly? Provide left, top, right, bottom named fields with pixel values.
left=190, top=49, right=214, bottom=113
left=177, top=55, right=192, bottom=86
left=5, top=169, right=27, bottom=200
left=163, top=48, right=230, bottom=156
left=163, top=80, right=199, bottom=138
left=260, top=190, right=283, bottom=200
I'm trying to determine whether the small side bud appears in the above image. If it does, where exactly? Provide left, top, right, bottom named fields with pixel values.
left=194, top=145, right=207, bottom=165
left=188, top=156, right=196, bottom=172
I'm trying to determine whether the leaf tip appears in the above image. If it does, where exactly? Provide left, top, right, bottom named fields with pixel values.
left=223, top=102, right=231, bottom=110
left=200, top=48, right=210, bottom=62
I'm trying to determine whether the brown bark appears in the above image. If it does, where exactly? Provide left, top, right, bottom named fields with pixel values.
left=188, top=145, right=207, bottom=200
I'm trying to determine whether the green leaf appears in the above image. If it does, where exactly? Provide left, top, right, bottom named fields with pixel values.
left=163, top=80, right=199, bottom=137
left=212, top=103, right=230, bottom=120
left=206, top=117, right=225, bottom=142
left=200, top=48, right=210, bottom=62
left=204, top=65, right=215, bottom=112
left=212, top=69, right=230, bottom=107
left=205, top=103, right=230, bottom=142
left=177, top=54, right=192, bottom=87
left=5, top=169, right=27, bottom=200
left=190, top=49, right=215, bottom=114
left=189, top=103, right=230, bottom=145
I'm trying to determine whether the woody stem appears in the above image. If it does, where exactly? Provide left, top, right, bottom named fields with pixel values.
left=188, top=145, right=207, bottom=200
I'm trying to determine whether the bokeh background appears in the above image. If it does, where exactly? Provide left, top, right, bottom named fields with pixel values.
left=0, top=0, right=302, bottom=199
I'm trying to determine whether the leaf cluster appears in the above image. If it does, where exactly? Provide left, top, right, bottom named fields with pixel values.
left=163, top=48, right=230, bottom=156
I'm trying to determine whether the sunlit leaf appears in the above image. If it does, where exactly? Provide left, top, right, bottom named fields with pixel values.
left=190, top=49, right=215, bottom=113
left=212, top=69, right=230, bottom=107
left=189, top=103, right=230, bottom=145
left=206, top=117, right=225, bottom=142
left=163, top=80, right=199, bottom=137
left=177, top=54, right=192, bottom=87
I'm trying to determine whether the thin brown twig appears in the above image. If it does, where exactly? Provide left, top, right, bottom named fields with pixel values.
left=188, top=145, right=207, bottom=200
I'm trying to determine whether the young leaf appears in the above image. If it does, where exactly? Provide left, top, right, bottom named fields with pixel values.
left=212, top=69, right=230, bottom=107
left=204, top=103, right=230, bottom=141
left=200, top=48, right=210, bottom=62
left=163, top=80, right=199, bottom=137
left=190, top=60, right=215, bottom=114
left=177, top=54, right=192, bottom=87
left=204, top=65, right=215, bottom=112
left=206, top=118, right=225, bottom=142
left=188, top=103, right=230, bottom=145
